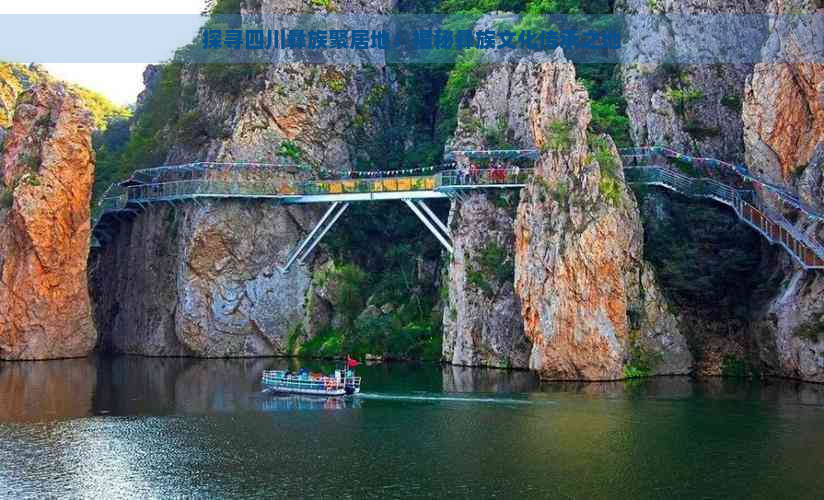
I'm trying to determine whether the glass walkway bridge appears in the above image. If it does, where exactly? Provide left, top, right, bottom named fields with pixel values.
left=92, top=148, right=824, bottom=272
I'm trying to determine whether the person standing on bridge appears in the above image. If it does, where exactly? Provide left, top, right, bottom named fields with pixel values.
left=469, top=162, right=479, bottom=184
left=490, top=160, right=502, bottom=183
left=455, top=152, right=469, bottom=185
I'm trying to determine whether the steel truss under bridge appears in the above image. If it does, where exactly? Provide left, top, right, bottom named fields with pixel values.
left=278, top=198, right=451, bottom=273
left=279, top=201, right=350, bottom=273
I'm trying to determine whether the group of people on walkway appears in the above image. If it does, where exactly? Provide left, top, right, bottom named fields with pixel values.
left=453, top=152, right=520, bottom=185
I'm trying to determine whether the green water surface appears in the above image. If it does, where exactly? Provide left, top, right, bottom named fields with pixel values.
left=1, top=356, right=823, bottom=498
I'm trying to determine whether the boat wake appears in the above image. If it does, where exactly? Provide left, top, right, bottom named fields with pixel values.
left=356, top=393, right=554, bottom=405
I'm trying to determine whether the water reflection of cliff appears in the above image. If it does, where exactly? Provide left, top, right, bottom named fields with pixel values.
left=537, top=376, right=824, bottom=405
left=442, top=364, right=824, bottom=406
left=94, top=356, right=287, bottom=415
left=442, top=365, right=539, bottom=393
left=3, top=356, right=824, bottom=423
left=93, top=356, right=364, bottom=415
left=0, top=358, right=97, bottom=422
left=537, top=377, right=696, bottom=399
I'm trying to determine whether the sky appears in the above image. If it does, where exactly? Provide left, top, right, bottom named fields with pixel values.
left=1, top=0, right=206, bottom=105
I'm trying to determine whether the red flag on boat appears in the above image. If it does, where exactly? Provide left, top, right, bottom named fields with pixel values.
left=347, top=356, right=360, bottom=368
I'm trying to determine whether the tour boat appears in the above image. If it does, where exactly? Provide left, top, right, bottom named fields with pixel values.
left=262, top=358, right=361, bottom=396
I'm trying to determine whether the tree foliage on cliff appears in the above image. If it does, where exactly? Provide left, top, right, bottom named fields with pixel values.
left=300, top=258, right=442, bottom=361
left=93, top=64, right=184, bottom=200
left=0, top=185, right=13, bottom=209
left=639, top=192, right=780, bottom=321
left=0, top=63, right=130, bottom=130
left=433, top=0, right=629, bottom=147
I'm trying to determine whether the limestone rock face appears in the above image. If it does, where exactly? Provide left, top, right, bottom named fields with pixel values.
left=753, top=268, right=824, bottom=383
left=165, top=0, right=395, bottom=168
left=91, top=201, right=317, bottom=357
left=441, top=59, right=537, bottom=369
left=165, top=62, right=389, bottom=170
left=443, top=51, right=690, bottom=378
left=442, top=192, right=531, bottom=368
left=617, top=0, right=767, bottom=161
left=0, top=83, right=96, bottom=360
left=91, top=0, right=395, bottom=356
left=512, top=56, right=691, bottom=380
left=176, top=202, right=316, bottom=356
left=448, top=58, right=538, bottom=152
left=617, top=0, right=824, bottom=382
left=744, top=66, right=824, bottom=185
left=0, top=63, right=49, bottom=129
left=90, top=205, right=188, bottom=356
left=744, top=63, right=824, bottom=381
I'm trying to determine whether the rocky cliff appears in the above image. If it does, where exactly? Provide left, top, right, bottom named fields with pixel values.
left=442, top=192, right=531, bottom=368
left=83, top=0, right=823, bottom=380
left=636, top=191, right=777, bottom=376
left=441, top=46, right=693, bottom=378
left=618, top=0, right=824, bottom=381
left=0, top=83, right=97, bottom=360
left=0, top=64, right=48, bottom=129
left=0, top=63, right=128, bottom=131
left=743, top=0, right=824, bottom=382
left=91, top=201, right=318, bottom=356
left=743, top=0, right=823, bottom=186
left=441, top=58, right=535, bottom=369
left=90, top=0, right=395, bottom=357
left=617, top=0, right=768, bottom=161
left=512, top=52, right=691, bottom=380
left=162, top=61, right=390, bottom=169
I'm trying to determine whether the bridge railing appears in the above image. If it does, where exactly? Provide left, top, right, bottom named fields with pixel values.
left=126, top=179, right=298, bottom=200
left=438, top=168, right=534, bottom=187
left=626, top=166, right=824, bottom=269
left=128, top=161, right=303, bottom=183
left=626, top=166, right=739, bottom=200
left=93, top=154, right=822, bottom=268
left=300, top=175, right=438, bottom=195
left=741, top=196, right=824, bottom=269
left=121, top=175, right=443, bottom=200
left=91, top=185, right=128, bottom=226
left=109, top=169, right=534, bottom=204
left=620, top=147, right=823, bottom=223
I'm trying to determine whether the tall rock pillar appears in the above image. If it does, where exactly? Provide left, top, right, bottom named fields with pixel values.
left=0, top=83, right=96, bottom=360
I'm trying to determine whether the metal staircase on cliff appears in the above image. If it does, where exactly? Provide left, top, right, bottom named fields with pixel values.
left=621, top=147, right=824, bottom=270
left=91, top=148, right=824, bottom=271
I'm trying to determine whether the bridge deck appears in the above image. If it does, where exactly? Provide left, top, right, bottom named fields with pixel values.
left=95, top=169, right=531, bottom=209
left=91, top=149, right=824, bottom=270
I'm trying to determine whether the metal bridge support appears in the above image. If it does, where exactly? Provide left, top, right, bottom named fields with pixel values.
left=403, top=199, right=453, bottom=254
left=279, top=202, right=350, bottom=273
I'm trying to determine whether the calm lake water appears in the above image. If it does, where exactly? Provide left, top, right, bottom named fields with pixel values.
left=1, top=356, right=823, bottom=498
